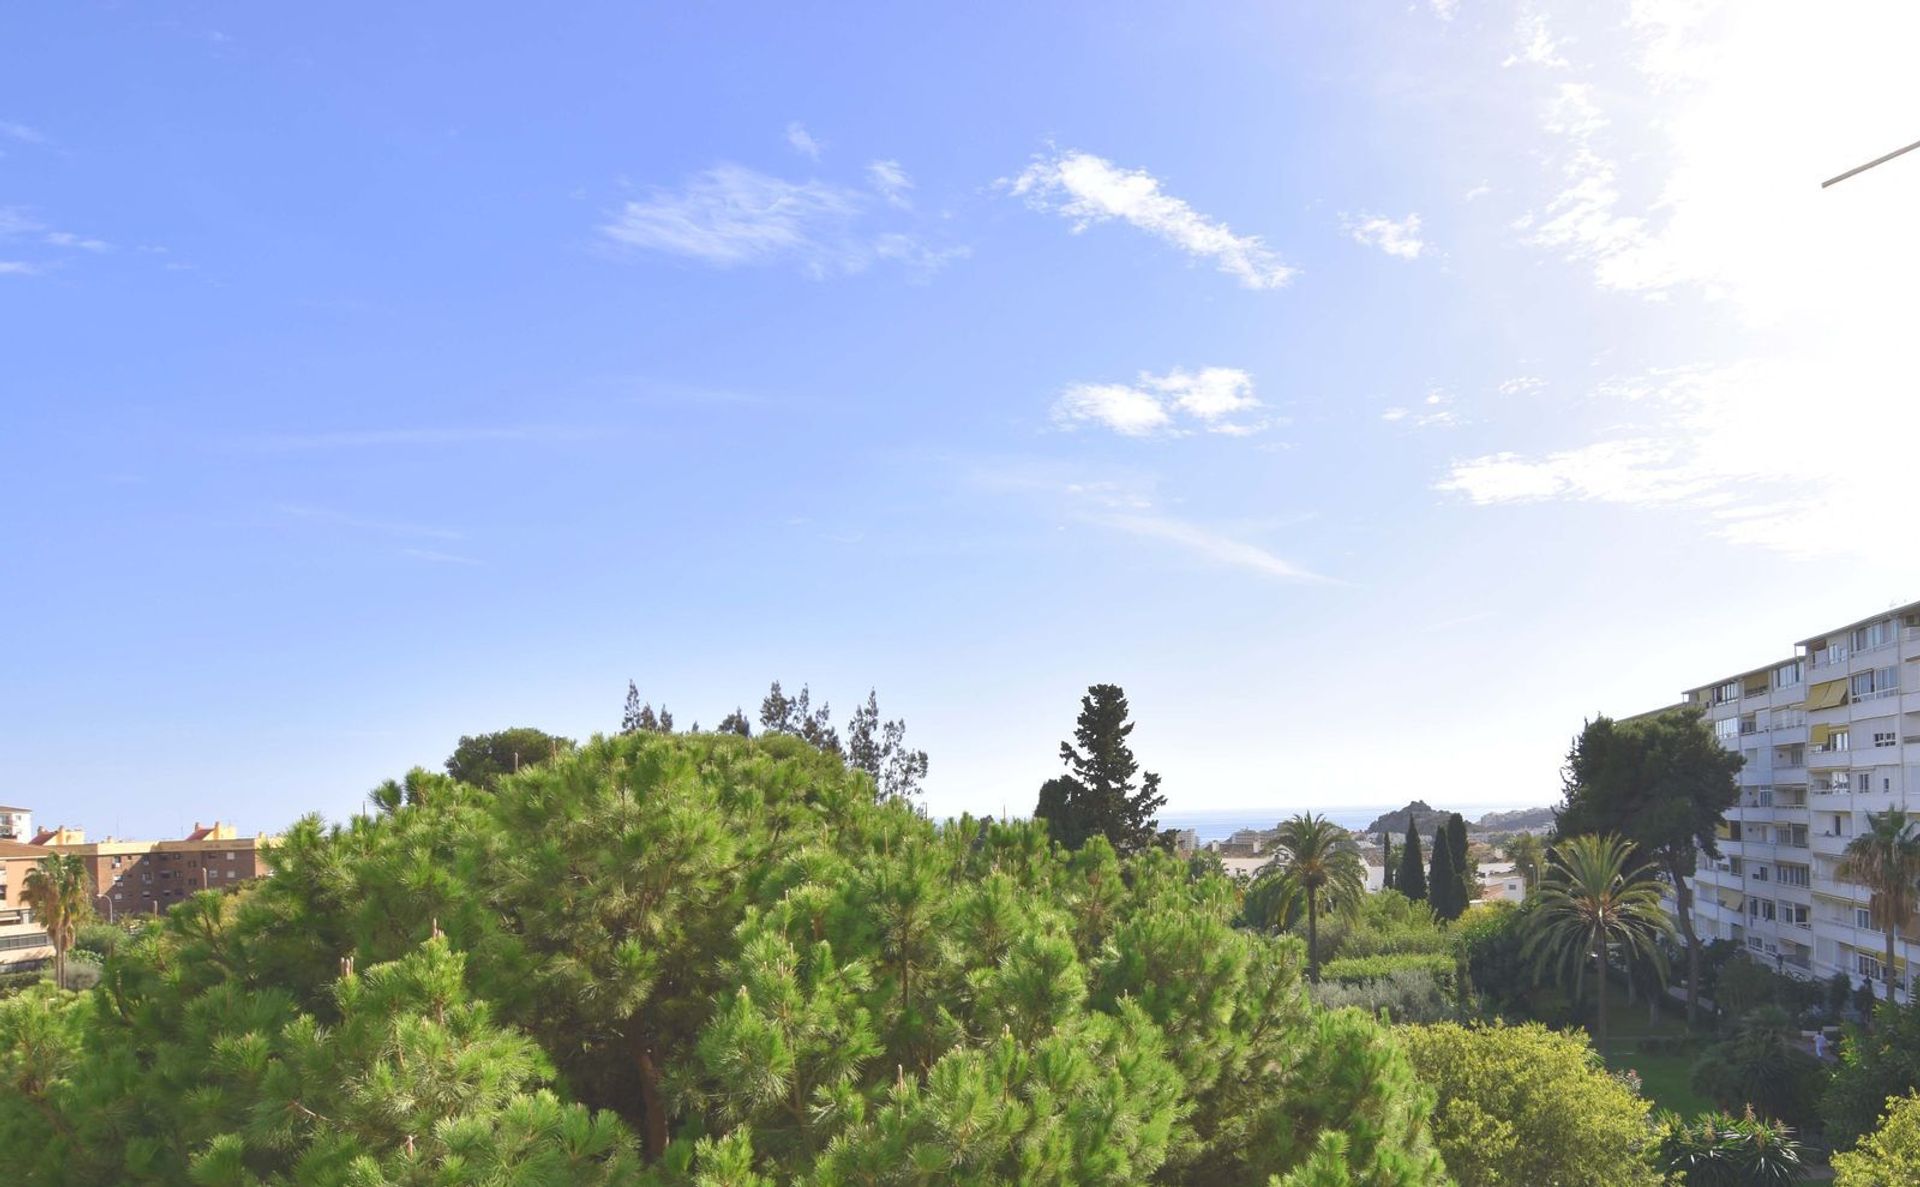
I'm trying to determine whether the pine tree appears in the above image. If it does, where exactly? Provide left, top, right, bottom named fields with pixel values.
left=718, top=707, right=751, bottom=737
left=845, top=689, right=930, bottom=803
left=621, top=679, right=645, bottom=734
left=1430, top=828, right=1460, bottom=921
left=759, top=680, right=794, bottom=734
left=1398, top=821, right=1427, bottom=902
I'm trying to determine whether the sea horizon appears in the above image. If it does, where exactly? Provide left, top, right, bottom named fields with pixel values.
left=1156, top=802, right=1552, bottom=843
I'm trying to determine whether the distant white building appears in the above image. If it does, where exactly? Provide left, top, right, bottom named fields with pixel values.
left=0, top=806, right=30, bottom=843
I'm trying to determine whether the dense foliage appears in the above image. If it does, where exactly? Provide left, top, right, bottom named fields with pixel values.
left=1833, top=1093, right=1920, bottom=1185
left=1555, top=709, right=1740, bottom=1023
left=1399, top=1021, right=1666, bottom=1187
left=0, top=731, right=1446, bottom=1186
left=1825, top=996, right=1920, bottom=1148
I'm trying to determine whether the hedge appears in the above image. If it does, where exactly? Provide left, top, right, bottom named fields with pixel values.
left=1322, top=952, right=1458, bottom=991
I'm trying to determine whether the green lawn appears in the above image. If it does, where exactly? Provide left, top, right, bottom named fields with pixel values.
left=1603, top=1048, right=1713, bottom=1116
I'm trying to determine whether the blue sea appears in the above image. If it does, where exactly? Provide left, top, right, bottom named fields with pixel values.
left=1157, top=804, right=1541, bottom=843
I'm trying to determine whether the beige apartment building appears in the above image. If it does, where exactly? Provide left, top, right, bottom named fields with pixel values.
left=1641, top=599, right=1920, bottom=1002
left=24, top=821, right=278, bottom=920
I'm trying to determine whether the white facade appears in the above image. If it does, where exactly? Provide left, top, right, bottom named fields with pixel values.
left=0, top=807, right=30, bottom=843
left=1653, top=601, right=1920, bottom=1004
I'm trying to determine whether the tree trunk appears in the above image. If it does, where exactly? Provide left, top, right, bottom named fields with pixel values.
left=1594, top=944, right=1609, bottom=1056
left=633, top=1039, right=668, bottom=1160
left=1306, top=891, right=1320, bottom=983
left=1886, top=926, right=1898, bottom=1001
left=1667, top=858, right=1702, bottom=1025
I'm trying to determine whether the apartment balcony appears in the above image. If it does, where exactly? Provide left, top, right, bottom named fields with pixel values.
left=1812, top=830, right=1855, bottom=857
left=1808, top=749, right=1854, bottom=771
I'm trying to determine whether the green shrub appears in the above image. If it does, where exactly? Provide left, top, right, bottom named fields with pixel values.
left=1322, top=952, right=1458, bottom=995
left=1311, top=968, right=1456, bottom=1023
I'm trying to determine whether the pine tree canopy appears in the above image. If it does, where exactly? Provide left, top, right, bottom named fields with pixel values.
left=0, top=730, right=1445, bottom=1186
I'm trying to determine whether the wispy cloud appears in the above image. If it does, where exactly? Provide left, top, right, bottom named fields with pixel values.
left=785, top=121, right=822, bottom=160
left=1007, top=150, right=1295, bottom=289
left=1382, top=388, right=1458, bottom=428
left=0, top=206, right=112, bottom=269
left=601, top=163, right=964, bottom=279
left=973, top=461, right=1328, bottom=583
left=1100, top=512, right=1331, bottom=583
left=276, top=504, right=466, bottom=541
left=1504, top=6, right=1570, bottom=69
left=1345, top=212, right=1426, bottom=259
left=400, top=547, right=483, bottom=566
left=240, top=426, right=596, bottom=451
left=866, top=159, right=913, bottom=208
left=0, top=260, right=39, bottom=276
left=0, top=120, right=44, bottom=145
left=1430, top=0, right=1460, bottom=19
left=1053, top=366, right=1270, bottom=437
left=1497, top=375, right=1545, bottom=395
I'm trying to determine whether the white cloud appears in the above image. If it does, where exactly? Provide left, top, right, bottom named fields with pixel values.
left=1464, top=182, right=1493, bottom=201
left=1053, top=366, right=1268, bottom=437
left=1443, top=1, right=1920, bottom=556
left=867, top=160, right=913, bottom=208
left=1054, top=383, right=1174, bottom=437
left=44, top=230, right=109, bottom=252
left=1008, top=150, right=1295, bottom=289
left=1504, top=7, right=1570, bottom=68
left=0, top=120, right=43, bottom=144
left=1497, top=375, right=1545, bottom=395
left=0, top=260, right=38, bottom=276
left=1345, top=212, right=1426, bottom=259
left=602, top=164, right=962, bottom=279
left=785, top=121, right=822, bottom=160
left=1430, top=0, right=1460, bottom=19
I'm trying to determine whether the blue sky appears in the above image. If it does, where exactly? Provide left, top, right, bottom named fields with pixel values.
left=6, top=1, right=1919, bottom=838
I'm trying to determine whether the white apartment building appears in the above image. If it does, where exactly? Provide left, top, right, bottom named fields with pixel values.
left=0, top=806, right=30, bottom=843
left=1646, top=599, right=1920, bottom=1003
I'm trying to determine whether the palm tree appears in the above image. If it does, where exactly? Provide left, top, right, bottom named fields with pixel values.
left=1836, top=808, right=1920, bottom=1001
left=1526, top=833, right=1674, bottom=1053
left=20, top=853, right=92, bottom=989
left=1265, top=812, right=1366, bottom=982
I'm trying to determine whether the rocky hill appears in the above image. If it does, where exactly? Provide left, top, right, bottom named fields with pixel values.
left=1360, top=800, right=1555, bottom=837
left=1473, top=806, right=1557, bottom=833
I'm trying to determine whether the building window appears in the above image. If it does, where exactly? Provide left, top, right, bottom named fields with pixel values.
left=1876, top=731, right=1898, bottom=749
left=1776, top=661, right=1804, bottom=688
left=1857, top=907, right=1877, bottom=930
left=1858, top=953, right=1884, bottom=979
left=1855, top=621, right=1897, bottom=652
left=1717, top=717, right=1741, bottom=740
left=1779, top=864, right=1810, bottom=887
left=1739, top=716, right=1758, bottom=735
left=1752, top=865, right=1770, bottom=882
left=1750, top=899, right=1777, bottom=921
left=1781, top=902, right=1808, bottom=926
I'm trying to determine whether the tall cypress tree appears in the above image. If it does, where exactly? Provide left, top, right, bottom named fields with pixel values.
left=1446, top=813, right=1473, bottom=911
left=1380, top=831, right=1395, bottom=891
left=1429, top=828, right=1460, bottom=921
left=1397, top=820, right=1427, bottom=901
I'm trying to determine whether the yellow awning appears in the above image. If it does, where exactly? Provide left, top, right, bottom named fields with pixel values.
left=1811, top=723, right=1835, bottom=746
left=1808, top=679, right=1849, bottom=710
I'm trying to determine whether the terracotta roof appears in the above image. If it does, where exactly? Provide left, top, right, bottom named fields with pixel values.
left=0, top=840, right=54, bottom=859
left=184, top=825, right=214, bottom=841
